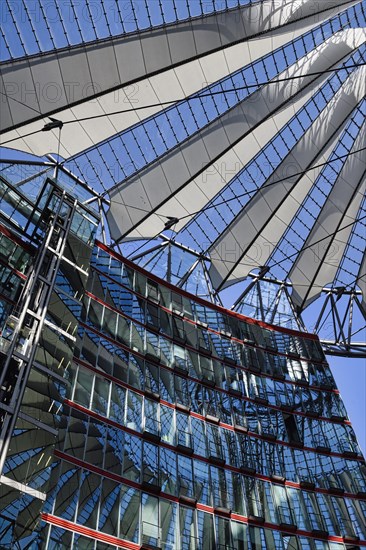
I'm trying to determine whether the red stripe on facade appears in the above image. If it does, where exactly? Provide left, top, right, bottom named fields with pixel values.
left=63, top=399, right=366, bottom=499
left=54, top=449, right=141, bottom=489
left=0, top=292, right=16, bottom=306
left=0, top=256, right=27, bottom=280
left=71, top=351, right=360, bottom=461
left=44, top=456, right=366, bottom=546
left=75, top=326, right=349, bottom=429
left=41, top=513, right=140, bottom=549
left=95, top=240, right=319, bottom=341
left=86, top=286, right=330, bottom=370
left=0, top=222, right=34, bottom=252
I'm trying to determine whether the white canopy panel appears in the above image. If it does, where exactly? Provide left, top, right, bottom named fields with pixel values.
left=0, top=0, right=365, bottom=351
left=208, top=66, right=366, bottom=292
left=289, top=127, right=366, bottom=309
left=107, top=29, right=365, bottom=240
left=108, top=29, right=365, bottom=240
left=0, top=0, right=357, bottom=157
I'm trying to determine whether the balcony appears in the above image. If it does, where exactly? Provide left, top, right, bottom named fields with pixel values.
left=208, top=439, right=225, bottom=466
left=339, top=516, right=359, bottom=541
left=271, top=365, right=285, bottom=380
left=240, top=464, right=256, bottom=476
left=297, top=468, right=316, bottom=489
left=212, top=481, right=231, bottom=514
left=228, top=381, right=242, bottom=397
left=339, top=438, right=358, bottom=458
left=177, top=430, right=193, bottom=455
left=144, top=386, right=160, bottom=402
left=142, top=471, right=161, bottom=494
left=178, top=476, right=196, bottom=505
left=141, top=521, right=162, bottom=549
left=313, top=436, right=331, bottom=454
left=251, top=382, right=267, bottom=401
left=201, top=367, right=215, bottom=387
left=276, top=505, right=297, bottom=531
left=308, top=511, right=328, bottom=537
left=181, top=535, right=200, bottom=550
left=264, top=337, right=278, bottom=353
left=143, top=416, right=161, bottom=442
left=234, top=414, right=248, bottom=434
left=145, top=351, right=161, bottom=365
left=198, top=338, right=211, bottom=355
left=173, top=355, right=189, bottom=376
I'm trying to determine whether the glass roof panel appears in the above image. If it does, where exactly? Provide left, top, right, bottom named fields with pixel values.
left=0, top=0, right=261, bottom=61
left=176, top=48, right=365, bottom=253
left=266, top=97, right=366, bottom=282
left=333, top=195, right=366, bottom=289
left=59, top=5, right=364, bottom=198
left=1, top=0, right=365, bottom=355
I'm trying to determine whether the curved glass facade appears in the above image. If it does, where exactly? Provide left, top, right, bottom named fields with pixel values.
left=0, top=183, right=365, bottom=547
left=2, top=238, right=363, bottom=548
left=0, top=1, right=365, bottom=547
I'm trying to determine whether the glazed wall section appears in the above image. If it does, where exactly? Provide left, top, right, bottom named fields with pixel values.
left=41, top=243, right=366, bottom=549
left=0, top=179, right=99, bottom=547
left=0, top=227, right=31, bottom=329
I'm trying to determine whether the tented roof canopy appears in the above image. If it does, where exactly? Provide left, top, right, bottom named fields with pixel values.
left=1, top=0, right=365, bottom=355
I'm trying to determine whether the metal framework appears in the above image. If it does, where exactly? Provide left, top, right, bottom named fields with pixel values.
left=0, top=0, right=365, bottom=356
left=0, top=182, right=77, bottom=473
left=1, top=3, right=366, bottom=549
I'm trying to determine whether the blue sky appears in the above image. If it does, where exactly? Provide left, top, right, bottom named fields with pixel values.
left=331, top=355, right=366, bottom=454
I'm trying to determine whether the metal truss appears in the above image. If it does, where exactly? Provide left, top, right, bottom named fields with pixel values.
left=118, top=240, right=366, bottom=357
left=232, top=275, right=366, bottom=358
left=313, top=288, right=366, bottom=358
